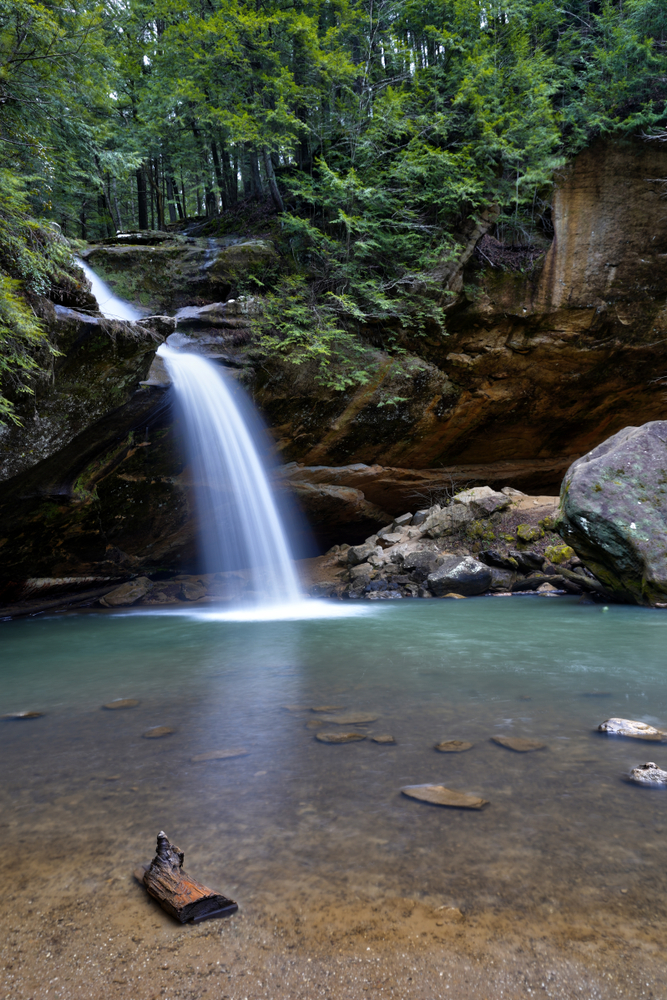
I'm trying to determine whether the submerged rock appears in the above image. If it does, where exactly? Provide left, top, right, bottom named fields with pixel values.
left=598, top=718, right=666, bottom=741
left=318, top=712, right=378, bottom=724
left=142, top=726, right=175, bottom=739
left=435, top=740, right=474, bottom=752
left=401, top=784, right=488, bottom=809
left=1, top=711, right=44, bottom=720
left=629, top=762, right=667, bottom=786
left=191, top=748, right=249, bottom=762
left=103, top=699, right=139, bottom=710
left=492, top=736, right=546, bottom=752
left=371, top=734, right=396, bottom=744
left=559, top=421, right=667, bottom=605
left=316, top=731, right=367, bottom=743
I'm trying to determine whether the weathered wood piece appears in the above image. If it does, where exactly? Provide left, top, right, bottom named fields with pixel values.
left=139, top=831, right=238, bottom=924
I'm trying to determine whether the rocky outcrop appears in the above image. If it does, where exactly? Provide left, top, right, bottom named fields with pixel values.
left=83, top=236, right=278, bottom=313
left=559, top=421, right=667, bottom=605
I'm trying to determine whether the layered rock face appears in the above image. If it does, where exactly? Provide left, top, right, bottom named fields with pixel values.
left=559, top=421, right=667, bottom=605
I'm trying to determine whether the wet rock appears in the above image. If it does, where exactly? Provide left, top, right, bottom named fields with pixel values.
left=180, top=580, right=207, bottom=601
left=480, top=549, right=519, bottom=571
left=629, top=762, right=667, bottom=786
left=143, top=726, right=175, bottom=739
left=1, top=711, right=44, bottom=720
left=537, top=582, right=561, bottom=594
left=559, top=421, right=667, bottom=605
left=103, top=699, right=139, bottom=710
left=316, top=731, right=367, bottom=743
left=100, top=577, right=154, bottom=607
left=442, top=592, right=467, bottom=599
left=598, top=718, right=666, bottom=741
left=427, top=556, right=491, bottom=597
left=318, top=712, right=378, bottom=724
left=488, top=566, right=516, bottom=591
left=142, top=583, right=184, bottom=604
left=311, top=705, right=343, bottom=711
left=401, top=784, right=488, bottom=809
left=435, top=740, right=474, bottom=752
left=371, top=735, right=396, bottom=743
left=191, top=748, right=249, bottom=762
left=492, top=736, right=546, bottom=752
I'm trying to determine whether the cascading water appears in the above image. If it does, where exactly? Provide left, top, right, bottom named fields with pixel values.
left=157, top=339, right=303, bottom=607
left=78, top=258, right=142, bottom=322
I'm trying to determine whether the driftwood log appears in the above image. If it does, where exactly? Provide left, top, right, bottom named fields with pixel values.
left=135, top=831, right=238, bottom=924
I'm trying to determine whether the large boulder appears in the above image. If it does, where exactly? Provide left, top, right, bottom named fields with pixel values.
left=427, top=555, right=492, bottom=597
left=559, top=421, right=667, bottom=604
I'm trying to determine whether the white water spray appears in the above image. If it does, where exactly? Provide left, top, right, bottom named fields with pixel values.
left=157, top=341, right=303, bottom=607
left=78, top=258, right=142, bottom=321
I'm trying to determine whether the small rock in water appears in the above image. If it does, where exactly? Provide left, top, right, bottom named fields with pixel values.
left=142, top=726, right=174, bottom=739
left=316, top=731, right=367, bottom=744
left=435, top=740, right=473, bottom=753
left=371, top=735, right=395, bottom=744
left=103, top=699, right=139, bottom=710
left=629, top=762, right=667, bottom=786
left=310, top=705, right=343, bottom=712
left=492, top=736, right=545, bottom=752
left=401, top=784, right=488, bottom=809
left=283, top=704, right=311, bottom=712
left=598, top=718, right=666, bottom=741
left=1, top=711, right=44, bottom=720
left=191, top=748, right=249, bottom=762
left=442, top=592, right=467, bottom=599
left=318, top=712, right=378, bottom=724
left=305, top=719, right=324, bottom=729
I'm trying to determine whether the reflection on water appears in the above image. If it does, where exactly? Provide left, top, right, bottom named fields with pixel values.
left=2, top=597, right=667, bottom=957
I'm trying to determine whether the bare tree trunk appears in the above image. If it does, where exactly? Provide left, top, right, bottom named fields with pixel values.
left=136, top=167, right=149, bottom=229
left=262, top=146, right=284, bottom=212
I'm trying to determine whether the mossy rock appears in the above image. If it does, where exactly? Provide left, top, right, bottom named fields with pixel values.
left=516, top=523, right=544, bottom=542
left=544, top=543, right=575, bottom=565
left=559, top=421, right=667, bottom=605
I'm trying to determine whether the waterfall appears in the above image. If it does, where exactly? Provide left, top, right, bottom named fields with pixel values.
left=157, top=340, right=303, bottom=607
left=78, top=258, right=142, bottom=322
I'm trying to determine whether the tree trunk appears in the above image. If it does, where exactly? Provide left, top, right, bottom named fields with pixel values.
left=250, top=146, right=263, bottom=199
left=136, top=168, right=149, bottom=230
left=262, top=146, right=284, bottom=212
left=210, top=140, right=228, bottom=210
left=166, top=176, right=178, bottom=223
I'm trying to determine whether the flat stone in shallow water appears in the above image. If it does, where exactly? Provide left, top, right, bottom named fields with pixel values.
left=317, top=712, right=378, bottom=724
left=371, top=735, right=395, bottom=744
left=401, top=784, right=488, bottom=809
left=316, top=731, right=367, bottom=744
left=435, top=740, right=474, bottom=752
left=191, top=748, right=249, bottom=762
left=492, top=736, right=546, bottom=752
left=310, top=705, right=343, bottom=712
left=598, top=718, right=666, bottom=741
left=1, top=711, right=44, bottom=720
left=142, top=726, right=174, bottom=739
left=629, top=762, right=667, bottom=786
left=103, top=699, right=139, bottom=710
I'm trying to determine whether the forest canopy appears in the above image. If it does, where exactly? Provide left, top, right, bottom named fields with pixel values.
left=0, top=0, right=665, bottom=414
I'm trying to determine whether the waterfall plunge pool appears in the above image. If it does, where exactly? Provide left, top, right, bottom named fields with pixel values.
left=1, top=596, right=666, bottom=997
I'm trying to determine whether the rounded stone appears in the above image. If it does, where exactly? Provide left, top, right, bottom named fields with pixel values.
left=371, top=735, right=395, bottom=744
left=142, top=726, right=174, bottom=739
left=191, top=748, right=248, bottom=762
left=103, top=699, right=139, bottom=710
left=629, top=762, right=667, bottom=786
left=401, top=784, right=488, bottom=809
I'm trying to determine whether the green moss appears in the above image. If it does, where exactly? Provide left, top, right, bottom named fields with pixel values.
left=544, top=543, right=575, bottom=564
left=517, top=523, right=544, bottom=542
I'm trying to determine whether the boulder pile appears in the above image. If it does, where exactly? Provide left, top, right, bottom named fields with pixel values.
left=311, top=486, right=603, bottom=600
